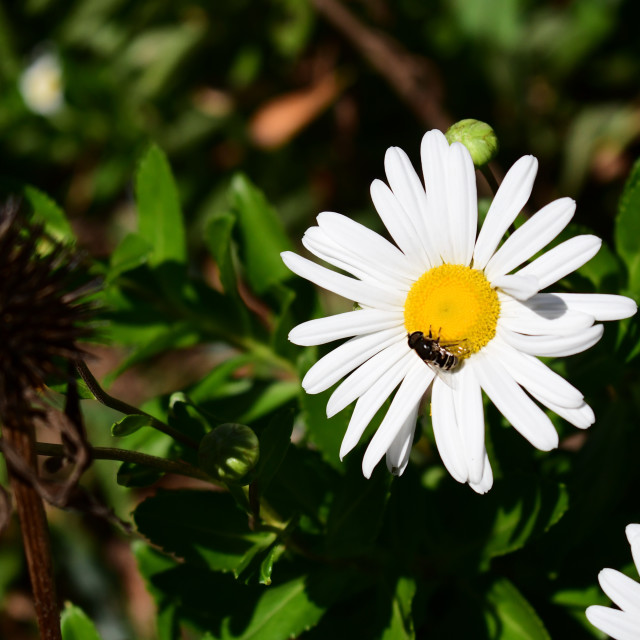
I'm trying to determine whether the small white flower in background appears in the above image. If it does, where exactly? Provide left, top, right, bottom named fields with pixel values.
left=281, top=128, right=637, bottom=493
left=19, top=52, right=64, bottom=116
left=586, top=524, right=640, bottom=639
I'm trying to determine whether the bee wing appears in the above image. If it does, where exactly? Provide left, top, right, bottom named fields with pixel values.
left=429, top=363, right=459, bottom=390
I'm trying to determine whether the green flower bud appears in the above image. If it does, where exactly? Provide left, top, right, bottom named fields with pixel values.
left=198, top=423, right=260, bottom=485
left=445, top=119, right=498, bottom=167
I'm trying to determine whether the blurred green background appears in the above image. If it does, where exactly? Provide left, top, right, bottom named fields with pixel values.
left=2, top=0, right=640, bottom=638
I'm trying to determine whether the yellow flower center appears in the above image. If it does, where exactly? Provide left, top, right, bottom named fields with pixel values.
left=404, top=264, right=500, bottom=359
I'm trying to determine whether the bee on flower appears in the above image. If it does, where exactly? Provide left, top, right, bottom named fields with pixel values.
left=282, top=125, right=636, bottom=493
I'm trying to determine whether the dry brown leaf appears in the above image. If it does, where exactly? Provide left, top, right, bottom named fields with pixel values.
left=249, top=71, right=346, bottom=149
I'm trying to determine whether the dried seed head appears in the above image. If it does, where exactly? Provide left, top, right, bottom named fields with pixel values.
left=0, top=201, right=95, bottom=419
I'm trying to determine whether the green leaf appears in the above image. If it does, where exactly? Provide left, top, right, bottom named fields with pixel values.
left=263, top=447, right=339, bottom=529
left=49, top=378, right=97, bottom=400
left=104, top=321, right=201, bottom=385
left=22, top=185, right=74, bottom=244
left=253, top=409, right=294, bottom=493
left=116, top=461, right=164, bottom=488
left=151, top=564, right=352, bottom=639
left=134, top=489, right=276, bottom=577
left=230, top=174, right=293, bottom=294
left=300, top=386, right=349, bottom=471
left=168, top=392, right=208, bottom=442
left=481, top=479, right=569, bottom=565
left=419, top=474, right=569, bottom=573
left=204, top=212, right=252, bottom=334
left=238, top=381, right=299, bottom=424
left=107, top=232, right=153, bottom=281
left=484, top=578, right=551, bottom=640
left=60, top=603, right=103, bottom=640
left=269, top=283, right=297, bottom=357
left=381, top=576, right=416, bottom=640
left=189, top=355, right=255, bottom=405
left=111, top=414, right=151, bottom=437
left=205, top=212, right=238, bottom=296
left=326, top=462, right=392, bottom=556
left=136, top=144, right=186, bottom=266
left=134, top=542, right=180, bottom=640
left=237, top=541, right=287, bottom=587
left=615, top=157, right=640, bottom=293
left=257, top=544, right=285, bottom=586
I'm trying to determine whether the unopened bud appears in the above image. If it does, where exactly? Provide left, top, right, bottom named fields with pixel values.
left=445, top=119, right=498, bottom=167
left=198, top=423, right=260, bottom=485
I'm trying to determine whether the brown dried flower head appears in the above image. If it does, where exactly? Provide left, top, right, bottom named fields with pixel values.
left=0, top=201, right=94, bottom=419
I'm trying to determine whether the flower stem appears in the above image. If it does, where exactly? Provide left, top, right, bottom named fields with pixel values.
left=74, top=360, right=199, bottom=450
left=480, top=164, right=500, bottom=195
left=35, top=442, right=212, bottom=482
left=1, top=420, right=61, bottom=640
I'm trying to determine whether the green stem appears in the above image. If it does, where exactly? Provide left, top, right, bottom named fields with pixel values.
left=35, top=442, right=212, bottom=482
left=74, top=360, right=199, bottom=449
left=480, top=163, right=500, bottom=196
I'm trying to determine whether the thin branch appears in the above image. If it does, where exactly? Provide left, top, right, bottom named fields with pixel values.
left=74, top=360, right=200, bottom=450
left=311, top=0, right=452, bottom=130
left=35, top=442, right=212, bottom=482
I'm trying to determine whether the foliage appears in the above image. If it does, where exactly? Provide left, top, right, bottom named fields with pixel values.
left=1, top=1, right=640, bottom=639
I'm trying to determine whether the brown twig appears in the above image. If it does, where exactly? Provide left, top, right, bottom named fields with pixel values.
left=75, top=360, right=200, bottom=450
left=311, top=0, right=452, bottom=131
left=1, top=416, right=61, bottom=640
left=35, top=442, right=211, bottom=482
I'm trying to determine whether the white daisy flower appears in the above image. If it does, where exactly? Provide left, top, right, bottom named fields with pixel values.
left=586, top=524, right=640, bottom=640
left=281, top=129, right=636, bottom=493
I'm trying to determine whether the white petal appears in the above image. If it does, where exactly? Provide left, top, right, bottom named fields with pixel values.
left=340, top=351, right=419, bottom=459
left=469, top=452, right=494, bottom=494
left=302, top=226, right=409, bottom=290
left=492, top=274, right=540, bottom=300
left=431, top=376, right=469, bottom=483
left=488, top=337, right=584, bottom=409
left=627, top=524, right=640, bottom=573
left=362, top=359, right=433, bottom=478
left=473, top=349, right=559, bottom=451
left=527, top=392, right=595, bottom=429
left=499, top=296, right=595, bottom=335
left=421, top=129, right=451, bottom=261
left=370, top=179, right=428, bottom=268
left=385, top=403, right=419, bottom=476
left=444, top=142, right=477, bottom=265
left=327, top=341, right=408, bottom=417
left=384, top=147, right=439, bottom=266
left=586, top=605, right=640, bottom=640
left=281, top=251, right=405, bottom=310
left=289, top=309, right=404, bottom=346
left=599, top=568, right=640, bottom=615
left=498, top=324, right=604, bottom=357
left=302, top=328, right=403, bottom=394
left=316, top=211, right=422, bottom=281
left=473, top=155, right=538, bottom=270
left=517, top=235, right=602, bottom=290
left=543, top=293, right=638, bottom=321
left=454, top=362, right=485, bottom=484
left=485, top=197, right=575, bottom=281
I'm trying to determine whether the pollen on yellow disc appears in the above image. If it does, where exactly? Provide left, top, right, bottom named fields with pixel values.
left=404, top=264, right=500, bottom=358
